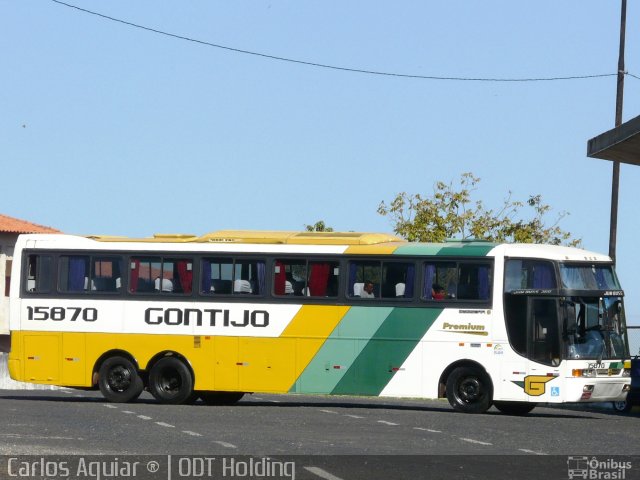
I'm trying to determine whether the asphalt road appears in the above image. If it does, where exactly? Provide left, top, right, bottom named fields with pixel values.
left=0, top=389, right=638, bottom=479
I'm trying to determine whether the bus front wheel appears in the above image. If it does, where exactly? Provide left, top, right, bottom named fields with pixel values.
left=98, top=356, right=144, bottom=403
left=446, top=366, right=492, bottom=414
left=148, top=357, right=194, bottom=405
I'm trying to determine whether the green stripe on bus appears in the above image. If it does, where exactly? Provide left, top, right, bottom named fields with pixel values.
left=289, top=307, right=393, bottom=394
left=393, top=242, right=496, bottom=257
left=330, top=307, right=442, bottom=396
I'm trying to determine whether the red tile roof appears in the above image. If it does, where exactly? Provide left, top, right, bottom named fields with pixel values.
left=0, top=214, right=60, bottom=234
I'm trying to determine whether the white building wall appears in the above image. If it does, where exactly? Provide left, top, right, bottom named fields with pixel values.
left=0, top=253, right=8, bottom=335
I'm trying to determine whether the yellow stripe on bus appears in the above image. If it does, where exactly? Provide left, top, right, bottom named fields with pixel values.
left=344, top=244, right=402, bottom=255
left=232, top=305, right=349, bottom=393
left=11, top=306, right=350, bottom=395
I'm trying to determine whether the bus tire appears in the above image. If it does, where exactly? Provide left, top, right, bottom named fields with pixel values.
left=200, top=391, right=244, bottom=406
left=148, top=357, right=194, bottom=405
left=98, top=356, right=144, bottom=403
left=493, top=401, right=536, bottom=415
left=446, top=366, right=492, bottom=414
left=613, top=400, right=632, bottom=413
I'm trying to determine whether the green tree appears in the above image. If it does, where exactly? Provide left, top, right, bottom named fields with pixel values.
left=377, top=172, right=580, bottom=246
left=305, top=220, right=334, bottom=232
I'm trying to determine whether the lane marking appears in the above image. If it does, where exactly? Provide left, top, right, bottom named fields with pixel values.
left=344, top=414, right=364, bottom=419
left=182, top=431, right=203, bottom=437
left=103, top=405, right=118, bottom=409
left=122, top=411, right=136, bottom=414
left=155, top=422, right=175, bottom=428
left=213, top=441, right=237, bottom=449
left=414, top=427, right=441, bottom=433
left=320, top=409, right=338, bottom=414
left=519, top=449, right=547, bottom=455
left=137, top=415, right=152, bottom=420
left=0, top=434, right=78, bottom=440
left=460, top=438, right=492, bottom=446
left=377, top=420, right=399, bottom=426
left=304, top=466, right=344, bottom=480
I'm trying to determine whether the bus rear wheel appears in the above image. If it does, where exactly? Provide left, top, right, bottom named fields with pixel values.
left=148, top=357, right=194, bottom=405
left=98, top=356, right=144, bottom=403
left=493, top=401, right=536, bottom=415
left=200, top=391, right=245, bottom=406
left=446, top=366, right=492, bottom=414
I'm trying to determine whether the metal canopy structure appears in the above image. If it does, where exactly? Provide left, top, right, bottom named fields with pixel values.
left=587, top=113, right=640, bottom=165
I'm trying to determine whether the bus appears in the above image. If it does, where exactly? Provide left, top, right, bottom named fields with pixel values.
left=7, top=230, right=631, bottom=414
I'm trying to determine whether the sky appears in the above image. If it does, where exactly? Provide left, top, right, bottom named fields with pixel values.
left=2, top=1, right=640, bottom=329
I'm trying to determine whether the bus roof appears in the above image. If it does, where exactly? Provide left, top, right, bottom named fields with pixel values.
left=17, top=232, right=611, bottom=261
left=88, top=230, right=406, bottom=246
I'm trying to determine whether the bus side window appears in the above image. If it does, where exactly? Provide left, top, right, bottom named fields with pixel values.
left=348, top=261, right=381, bottom=298
left=423, top=262, right=491, bottom=301
left=308, top=261, right=339, bottom=297
left=202, top=258, right=265, bottom=296
left=91, top=257, right=123, bottom=292
left=423, top=262, right=456, bottom=300
left=381, top=262, right=415, bottom=299
left=457, top=264, right=491, bottom=300
left=25, top=254, right=52, bottom=293
left=59, top=255, right=91, bottom=293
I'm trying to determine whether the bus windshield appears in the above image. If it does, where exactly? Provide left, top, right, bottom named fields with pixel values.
left=564, top=296, right=629, bottom=361
left=559, top=264, right=620, bottom=290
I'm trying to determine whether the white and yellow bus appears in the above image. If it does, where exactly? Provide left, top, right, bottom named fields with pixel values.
left=7, top=230, right=631, bottom=414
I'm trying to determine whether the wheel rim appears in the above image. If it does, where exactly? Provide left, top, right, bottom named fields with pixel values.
left=157, top=366, right=182, bottom=394
left=614, top=401, right=627, bottom=411
left=108, top=365, right=132, bottom=392
left=457, top=376, right=482, bottom=403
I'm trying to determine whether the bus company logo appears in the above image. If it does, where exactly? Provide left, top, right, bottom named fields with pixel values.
left=144, top=307, right=270, bottom=328
left=512, top=375, right=555, bottom=396
left=567, top=456, right=631, bottom=479
left=441, top=322, right=488, bottom=336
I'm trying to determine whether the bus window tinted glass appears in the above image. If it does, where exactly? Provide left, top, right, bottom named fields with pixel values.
left=274, top=260, right=307, bottom=296
left=349, top=261, right=415, bottom=299
left=25, top=254, right=52, bottom=293
left=202, top=258, right=265, bottom=295
left=505, top=260, right=556, bottom=292
left=91, top=257, right=122, bottom=292
left=348, top=261, right=381, bottom=298
left=60, top=255, right=123, bottom=293
left=559, top=264, right=619, bottom=290
left=59, top=255, right=90, bottom=292
left=273, top=260, right=340, bottom=297
left=423, top=262, right=491, bottom=301
left=130, top=257, right=193, bottom=294
left=308, top=261, right=339, bottom=297
left=381, top=263, right=415, bottom=298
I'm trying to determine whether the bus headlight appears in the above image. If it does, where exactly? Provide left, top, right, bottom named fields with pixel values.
left=572, top=369, right=597, bottom=378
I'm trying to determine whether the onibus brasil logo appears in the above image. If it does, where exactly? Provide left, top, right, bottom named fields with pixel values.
left=567, top=456, right=631, bottom=479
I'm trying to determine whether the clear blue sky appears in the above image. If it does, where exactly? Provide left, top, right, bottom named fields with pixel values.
left=2, top=1, right=640, bottom=328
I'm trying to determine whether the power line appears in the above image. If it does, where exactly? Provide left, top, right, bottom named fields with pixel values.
left=50, top=0, right=618, bottom=83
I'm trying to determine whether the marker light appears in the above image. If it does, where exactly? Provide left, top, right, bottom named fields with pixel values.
left=581, top=385, right=594, bottom=400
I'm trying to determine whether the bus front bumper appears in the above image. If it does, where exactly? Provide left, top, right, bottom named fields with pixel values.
left=565, top=377, right=630, bottom=402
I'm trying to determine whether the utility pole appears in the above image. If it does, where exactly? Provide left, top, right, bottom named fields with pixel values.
left=609, top=0, right=626, bottom=263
